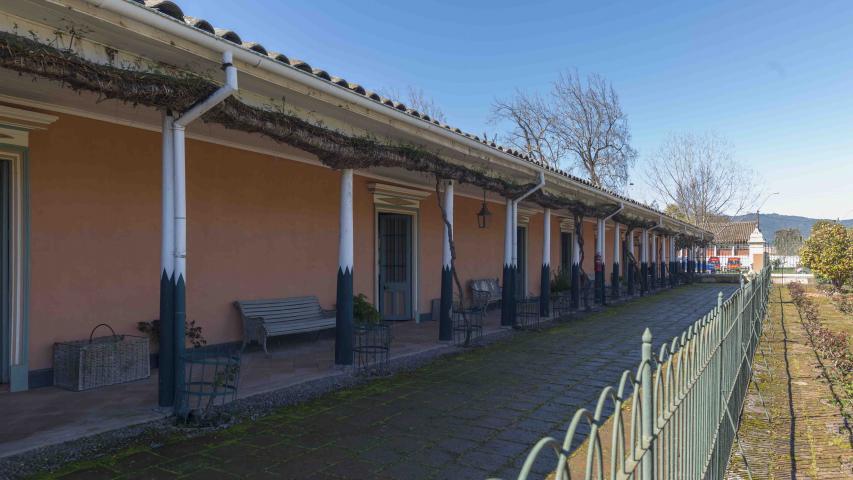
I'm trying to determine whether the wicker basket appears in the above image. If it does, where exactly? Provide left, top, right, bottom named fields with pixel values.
left=53, top=323, right=150, bottom=391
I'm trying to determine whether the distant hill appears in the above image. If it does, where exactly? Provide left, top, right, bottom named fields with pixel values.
left=731, top=213, right=853, bottom=243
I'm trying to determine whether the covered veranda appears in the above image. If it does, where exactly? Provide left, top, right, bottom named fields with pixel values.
left=0, top=0, right=713, bottom=460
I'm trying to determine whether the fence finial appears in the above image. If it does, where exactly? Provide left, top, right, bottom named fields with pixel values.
left=641, top=327, right=654, bottom=479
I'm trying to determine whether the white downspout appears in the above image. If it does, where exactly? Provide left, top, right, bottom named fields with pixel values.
left=170, top=50, right=237, bottom=409
left=600, top=202, right=624, bottom=272
left=172, top=50, right=238, bottom=285
left=511, top=171, right=546, bottom=270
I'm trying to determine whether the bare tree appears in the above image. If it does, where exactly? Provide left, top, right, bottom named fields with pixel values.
left=552, top=71, right=637, bottom=190
left=380, top=86, right=446, bottom=123
left=490, top=90, right=566, bottom=168
left=644, top=132, right=760, bottom=225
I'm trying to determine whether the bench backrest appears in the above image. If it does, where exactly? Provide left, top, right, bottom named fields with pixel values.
left=469, top=278, right=501, bottom=298
left=235, top=296, right=324, bottom=324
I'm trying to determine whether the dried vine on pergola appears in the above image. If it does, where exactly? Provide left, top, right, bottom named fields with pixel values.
left=0, top=31, right=708, bottom=241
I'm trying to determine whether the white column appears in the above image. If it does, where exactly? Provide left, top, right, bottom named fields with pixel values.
left=511, top=201, right=518, bottom=267
left=442, top=181, right=454, bottom=269
left=596, top=218, right=606, bottom=265
left=641, top=229, right=648, bottom=263
left=613, top=223, right=621, bottom=267
left=335, top=169, right=354, bottom=365
left=572, top=227, right=581, bottom=266
left=158, top=113, right=175, bottom=407
left=504, top=198, right=513, bottom=268
left=339, top=169, right=354, bottom=272
left=161, top=114, right=175, bottom=284
left=651, top=233, right=657, bottom=265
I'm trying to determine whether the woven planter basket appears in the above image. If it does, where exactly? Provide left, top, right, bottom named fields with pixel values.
left=53, top=323, right=150, bottom=391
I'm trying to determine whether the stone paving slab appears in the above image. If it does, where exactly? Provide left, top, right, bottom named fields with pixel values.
left=44, top=284, right=735, bottom=480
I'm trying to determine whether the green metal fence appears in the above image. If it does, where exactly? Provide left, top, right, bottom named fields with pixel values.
left=511, top=267, right=771, bottom=480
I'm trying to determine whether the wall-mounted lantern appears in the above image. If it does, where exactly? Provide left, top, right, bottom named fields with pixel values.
left=476, top=190, right=491, bottom=228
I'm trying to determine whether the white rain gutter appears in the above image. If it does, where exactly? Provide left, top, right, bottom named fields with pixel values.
left=604, top=202, right=624, bottom=221
left=648, top=215, right=663, bottom=232
left=87, top=0, right=704, bottom=236
left=172, top=50, right=237, bottom=282
left=511, top=171, right=545, bottom=265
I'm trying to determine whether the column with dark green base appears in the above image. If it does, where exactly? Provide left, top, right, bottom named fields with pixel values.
left=501, top=265, right=513, bottom=326
left=540, top=208, right=551, bottom=317
left=649, top=263, right=656, bottom=291
left=173, top=274, right=186, bottom=415
left=439, top=181, right=454, bottom=341
left=158, top=272, right=174, bottom=407
left=158, top=113, right=175, bottom=408
left=540, top=265, right=550, bottom=317
left=611, top=224, right=621, bottom=299
left=611, top=262, right=620, bottom=299
left=570, top=263, right=580, bottom=309
left=510, top=266, right=518, bottom=327
left=660, top=262, right=666, bottom=287
left=502, top=198, right=514, bottom=327
left=594, top=257, right=605, bottom=304
left=570, top=228, right=581, bottom=309
left=439, top=266, right=452, bottom=341
left=335, top=169, right=354, bottom=365
left=627, top=260, right=635, bottom=296
left=640, top=229, right=648, bottom=296
left=670, top=261, right=677, bottom=287
left=335, top=267, right=353, bottom=364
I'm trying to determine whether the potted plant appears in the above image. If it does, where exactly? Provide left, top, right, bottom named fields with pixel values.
left=351, top=294, right=390, bottom=374
left=550, top=267, right=571, bottom=295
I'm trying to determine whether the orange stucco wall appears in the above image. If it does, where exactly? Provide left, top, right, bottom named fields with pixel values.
left=24, top=113, right=566, bottom=371
left=27, top=113, right=380, bottom=369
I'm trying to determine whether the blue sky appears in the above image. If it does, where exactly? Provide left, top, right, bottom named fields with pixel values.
left=175, top=0, right=853, bottom=219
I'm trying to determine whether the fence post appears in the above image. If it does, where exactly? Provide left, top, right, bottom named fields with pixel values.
left=716, top=291, right=724, bottom=477
left=642, top=328, right=654, bottom=480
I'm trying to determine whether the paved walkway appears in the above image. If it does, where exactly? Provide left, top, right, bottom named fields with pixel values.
left=49, top=284, right=735, bottom=480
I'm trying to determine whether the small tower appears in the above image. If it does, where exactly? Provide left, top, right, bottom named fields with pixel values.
left=748, top=226, right=766, bottom=272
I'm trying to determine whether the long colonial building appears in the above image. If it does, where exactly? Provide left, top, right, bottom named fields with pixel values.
left=0, top=0, right=710, bottom=396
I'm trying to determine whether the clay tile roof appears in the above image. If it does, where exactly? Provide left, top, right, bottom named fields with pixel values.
left=130, top=0, right=706, bottom=232
left=144, top=0, right=183, bottom=20
left=243, top=42, right=267, bottom=55
left=184, top=16, right=214, bottom=34
left=311, top=68, right=332, bottom=81
left=267, top=51, right=289, bottom=64
left=213, top=28, right=241, bottom=45
left=704, top=221, right=757, bottom=244
left=289, top=59, right=312, bottom=72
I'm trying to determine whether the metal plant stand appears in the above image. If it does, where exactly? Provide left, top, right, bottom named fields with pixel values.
left=516, top=297, right=541, bottom=330
left=452, top=305, right=484, bottom=347
left=353, top=322, right=391, bottom=375
left=179, top=344, right=241, bottom=423
left=551, top=292, right=572, bottom=320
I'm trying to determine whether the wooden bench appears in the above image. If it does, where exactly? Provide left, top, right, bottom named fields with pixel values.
left=469, top=278, right=502, bottom=307
left=234, top=296, right=336, bottom=355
